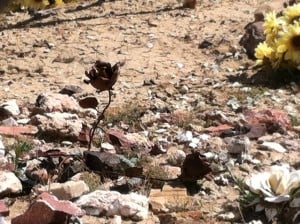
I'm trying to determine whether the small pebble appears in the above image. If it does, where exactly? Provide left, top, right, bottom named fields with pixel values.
left=179, top=85, right=189, bottom=94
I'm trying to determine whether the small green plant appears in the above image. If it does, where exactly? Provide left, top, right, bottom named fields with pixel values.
left=81, top=172, right=102, bottom=192
left=14, top=140, right=32, bottom=164
left=290, top=115, right=300, bottom=126
left=228, top=169, right=260, bottom=207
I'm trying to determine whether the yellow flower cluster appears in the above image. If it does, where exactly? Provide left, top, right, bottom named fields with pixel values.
left=255, top=3, right=300, bottom=69
left=22, top=0, right=64, bottom=9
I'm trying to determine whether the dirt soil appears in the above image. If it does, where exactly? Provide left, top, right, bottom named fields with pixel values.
left=0, top=0, right=300, bottom=223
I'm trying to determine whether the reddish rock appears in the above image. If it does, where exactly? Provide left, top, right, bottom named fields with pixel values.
left=107, top=128, right=135, bottom=149
left=12, top=192, right=84, bottom=224
left=0, top=201, right=9, bottom=216
left=244, top=109, right=291, bottom=133
left=204, top=124, right=234, bottom=133
left=0, top=125, right=38, bottom=136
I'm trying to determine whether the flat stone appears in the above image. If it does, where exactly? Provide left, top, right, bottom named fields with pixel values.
left=259, top=142, right=286, bottom=153
left=35, top=180, right=89, bottom=200
left=149, top=185, right=189, bottom=213
left=0, top=125, right=38, bottom=136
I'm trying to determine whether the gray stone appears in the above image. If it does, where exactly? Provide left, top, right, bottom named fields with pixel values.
left=226, top=136, right=250, bottom=154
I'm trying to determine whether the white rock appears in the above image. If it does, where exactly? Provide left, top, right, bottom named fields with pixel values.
left=189, top=137, right=200, bottom=148
left=176, top=131, right=193, bottom=143
left=248, top=220, right=263, bottom=224
left=16, top=118, right=30, bottom=124
left=76, top=190, right=148, bottom=220
left=0, top=99, right=20, bottom=116
left=0, top=216, right=8, bottom=224
left=260, top=142, right=286, bottom=153
left=0, top=136, right=5, bottom=157
left=217, top=212, right=236, bottom=221
left=0, top=171, right=22, bottom=196
left=101, top=142, right=116, bottom=153
left=198, top=134, right=211, bottom=141
left=110, top=215, right=122, bottom=224
left=203, top=152, right=217, bottom=160
left=36, top=180, right=89, bottom=200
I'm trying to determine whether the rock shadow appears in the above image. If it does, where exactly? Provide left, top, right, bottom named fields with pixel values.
left=227, top=67, right=300, bottom=89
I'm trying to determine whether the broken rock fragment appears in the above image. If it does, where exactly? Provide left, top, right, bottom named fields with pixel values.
left=12, top=192, right=84, bottom=224
left=75, top=190, right=148, bottom=221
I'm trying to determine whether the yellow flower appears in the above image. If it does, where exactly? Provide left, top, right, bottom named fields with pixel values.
left=23, top=0, right=49, bottom=9
left=52, top=0, right=64, bottom=6
left=284, top=3, right=300, bottom=24
left=264, top=12, right=285, bottom=46
left=255, top=42, right=274, bottom=65
left=277, top=22, right=300, bottom=65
